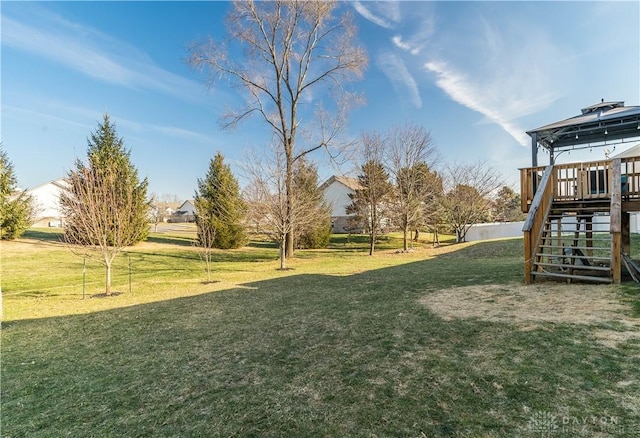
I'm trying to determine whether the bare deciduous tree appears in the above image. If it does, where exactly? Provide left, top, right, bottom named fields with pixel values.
left=61, top=166, right=148, bottom=295
left=243, top=147, right=328, bottom=269
left=386, top=123, right=439, bottom=251
left=193, top=203, right=217, bottom=283
left=439, top=161, right=504, bottom=243
left=189, top=0, right=367, bottom=258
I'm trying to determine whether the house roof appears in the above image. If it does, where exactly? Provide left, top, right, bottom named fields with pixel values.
left=319, top=175, right=361, bottom=192
left=176, top=199, right=196, bottom=211
left=26, top=178, right=68, bottom=193
left=612, top=143, right=640, bottom=159
left=527, top=101, right=640, bottom=151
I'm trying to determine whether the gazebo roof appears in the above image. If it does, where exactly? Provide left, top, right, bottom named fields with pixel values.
left=527, top=101, right=640, bottom=151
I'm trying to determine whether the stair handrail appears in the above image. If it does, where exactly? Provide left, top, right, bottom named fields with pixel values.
left=523, top=164, right=554, bottom=283
left=523, top=165, right=554, bottom=232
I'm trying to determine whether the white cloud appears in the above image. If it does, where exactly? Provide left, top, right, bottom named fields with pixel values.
left=377, top=52, right=421, bottom=109
left=147, top=124, right=215, bottom=144
left=1, top=13, right=208, bottom=105
left=425, top=61, right=529, bottom=146
left=392, top=36, right=411, bottom=52
left=352, top=1, right=399, bottom=29
left=416, top=10, right=578, bottom=148
left=389, top=9, right=435, bottom=55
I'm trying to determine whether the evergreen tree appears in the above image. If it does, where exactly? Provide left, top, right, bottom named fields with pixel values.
left=195, top=152, right=247, bottom=250
left=0, top=144, right=35, bottom=240
left=492, top=186, right=525, bottom=222
left=413, top=162, right=444, bottom=246
left=292, top=158, right=331, bottom=249
left=346, top=159, right=393, bottom=255
left=60, top=114, right=149, bottom=295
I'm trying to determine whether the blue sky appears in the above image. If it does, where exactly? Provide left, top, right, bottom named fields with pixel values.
left=2, top=1, right=639, bottom=200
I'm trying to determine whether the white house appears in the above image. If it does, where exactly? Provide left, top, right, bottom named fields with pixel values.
left=170, top=200, right=197, bottom=223
left=26, top=179, right=68, bottom=227
left=320, top=175, right=361, bottom=233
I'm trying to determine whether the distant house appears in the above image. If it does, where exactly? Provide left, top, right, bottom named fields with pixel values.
left=150, top=203, right=179, bottom=224
left=170, top=200, right=197, bottom=223
left=319, top=175, right=362, bottom=233
left=26, top=178, right=68, bottom=227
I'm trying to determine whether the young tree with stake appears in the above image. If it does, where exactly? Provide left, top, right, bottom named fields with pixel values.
left=60, top=115, right=149, bottom=296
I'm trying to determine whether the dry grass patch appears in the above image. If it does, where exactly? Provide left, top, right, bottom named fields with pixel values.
left=420, top=283, right=636, bottom=327
left=593, top=327, right=640, bottom=348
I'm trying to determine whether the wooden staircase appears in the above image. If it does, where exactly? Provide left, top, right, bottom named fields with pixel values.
left=530, top=209, right=613, bottom=283
left=522, top=161, right=627, bottom=284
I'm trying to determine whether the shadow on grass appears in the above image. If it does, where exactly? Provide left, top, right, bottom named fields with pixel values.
left=246, top=240, right=278, bottom=249
left=145, top=234, right=195, bottom=247
left=22, top=229, right=64, bottom=243
left=327, top=233, right=458, bottom=252
left=4, top=238, right=638, bottom=437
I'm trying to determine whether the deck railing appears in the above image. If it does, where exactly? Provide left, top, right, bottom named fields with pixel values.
left=520, top=156, right=640, bottom=213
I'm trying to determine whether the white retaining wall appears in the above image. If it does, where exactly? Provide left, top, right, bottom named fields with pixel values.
left=465, top=213, right=640, bottom=242
left=465, top=222, right=525, bottom=242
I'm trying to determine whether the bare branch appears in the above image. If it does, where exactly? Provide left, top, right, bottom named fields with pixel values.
left=189, top=0, right=367, bottom=258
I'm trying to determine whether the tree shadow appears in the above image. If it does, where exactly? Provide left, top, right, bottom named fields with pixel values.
left=145, top=234, right=195, bottom=247
left=21, top=229, right=64, bottom=243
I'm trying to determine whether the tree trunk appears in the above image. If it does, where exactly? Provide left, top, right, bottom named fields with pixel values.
left=402, top=223, right=409, bottom=251
left=105, top=261, right=112, bottom=296
left=285, top=151, right=294, bottom=259
left=279, top=237, right=287, bottom=269
left=285, top=231, right=294, bottom=258
left=205, top=250, right=212, bottom=282
left=369, top=209, right=376, bottom=256
left=369, top=231, right=375, bottom=256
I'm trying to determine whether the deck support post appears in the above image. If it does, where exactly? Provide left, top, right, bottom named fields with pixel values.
left=611, top=159, right=622, bottom=283
left=622, top=212, right=631, bottom=256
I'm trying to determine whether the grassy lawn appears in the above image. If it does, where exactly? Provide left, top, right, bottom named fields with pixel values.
left=2, top=228, right=640, bottom=437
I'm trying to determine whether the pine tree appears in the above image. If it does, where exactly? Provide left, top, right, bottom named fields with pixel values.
left=346, top=159, right=393, bottom=255
left=492, top=186, right=525, bottom=222
left=292, top=158, right=331, bottom=249
left=195, top=152, right=247, bottom=250
left=0, top=144, right=35, bottom=240
left=413, top=162, right=444, bottom=246
left=60, top=114, right=149, bottom=295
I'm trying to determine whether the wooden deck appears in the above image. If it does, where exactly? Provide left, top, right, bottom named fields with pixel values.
left=520, top=156, right=640, bottom=213
left=521, top=157, right=640, bottom=284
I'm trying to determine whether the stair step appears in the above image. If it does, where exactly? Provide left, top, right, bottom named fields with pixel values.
left=531, top=271, right=613, bottom=283
left=551, top=206, right=611, bottom=211
left=539, top=236, right=612, bottom=242
left=533, top=262, right=611, bottom=272
left=548, top=214, right=610, bottom=218
left=538, top=245, right=611, bottom=252
left=535, top=253, right=610, bottom=262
